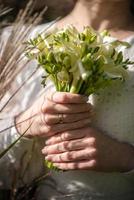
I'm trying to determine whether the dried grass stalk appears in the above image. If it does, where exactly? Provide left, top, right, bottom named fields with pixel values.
left=0, top=0, right=47, bottom=101
left=0, top=6, right=13, bottom=17
left=0, top=3, right=55, bottom=198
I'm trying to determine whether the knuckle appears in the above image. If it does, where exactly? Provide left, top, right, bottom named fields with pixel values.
left=60, top=93, right=68, bottom=102
left=61, top=132, right=70, bottom=140
left=69, top=152, right=75, bottom=160
left=44, top=114, right=51, bottom=124
left=39, top=112, right=46, bottom=125
left=65, top=151, right=73, bottom=160
left=67, top=142, right=73, bottom=150
left=46, top=125, right=54, bottom=135
left=41, top=100, right=47, bottom=113
left=42, top=100, right=53, bottom=113
left=45, top=125, right=50, bottom=132
left=62, top=141, right=69, bottom=150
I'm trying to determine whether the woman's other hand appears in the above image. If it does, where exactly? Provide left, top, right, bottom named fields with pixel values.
left=42, top=127, right=134, bottom=172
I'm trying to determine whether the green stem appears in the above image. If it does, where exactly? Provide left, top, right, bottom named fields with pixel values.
left=0, top=123, right=32, bottom=159
left=70, top=78, right=83, bottom=94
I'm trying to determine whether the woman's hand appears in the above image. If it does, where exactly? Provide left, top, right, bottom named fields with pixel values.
left=15, top=92, right=93, bottom=138
left=42, top=127, right=134, bottom=172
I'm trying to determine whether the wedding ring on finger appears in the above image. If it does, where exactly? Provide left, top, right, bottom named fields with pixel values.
left=58, top=113, right=64, bottom=124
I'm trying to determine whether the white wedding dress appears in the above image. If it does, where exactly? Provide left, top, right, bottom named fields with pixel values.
left=0, top=25, right=134, bottom=200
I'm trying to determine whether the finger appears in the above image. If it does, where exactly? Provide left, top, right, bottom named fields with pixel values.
left=46, top=128, right=88, bottom=145
left=37, top=111, right=91, bottom=137
left=43, top=140, right=84, bottom=155
left=52, top=160, right=96, bottom=170
left=44, top=111, right=93, bottom=125
left=45, top=148, right=96, bottom=163
left=48, top=117, right=91, bottom=136
left=43, top=136, right=96, bottom=154
left=48, top=92, right=88, bottom=104
left=42, top=99, right=92, bottom=114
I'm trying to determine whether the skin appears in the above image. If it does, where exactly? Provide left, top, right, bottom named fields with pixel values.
left=42, top=127, right=134, bottom=172
left=16, top=92, right=92, bottom=138
left=16, top=0, right=134, bottom=172
left=57, top=0, right=134, bottom=39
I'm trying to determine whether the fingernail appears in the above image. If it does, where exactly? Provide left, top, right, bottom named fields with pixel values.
left=45, top=156, right=51, bottom=161
left=45, top=140, right=50, bottom=145
left=42, top=148, right=47, bottom=155
left=45, top=156, right=48, bottom=160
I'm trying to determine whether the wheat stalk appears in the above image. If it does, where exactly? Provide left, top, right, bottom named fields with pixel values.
left=0, top=0, right=47, bottom=101
left=0, top=2, right=59, bottom=198
left=0, top=6, right=13, bottom=17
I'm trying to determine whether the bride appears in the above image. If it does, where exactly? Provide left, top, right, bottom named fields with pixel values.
left=0, top=0, right=134, bottom=199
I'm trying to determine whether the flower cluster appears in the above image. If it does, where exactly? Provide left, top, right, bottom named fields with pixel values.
left=26, top=25, right=133, bottom=96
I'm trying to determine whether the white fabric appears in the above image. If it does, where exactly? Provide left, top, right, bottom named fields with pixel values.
left=0, top=25, right=134, bottom=199
left=0, top=24, right=53, bottom=189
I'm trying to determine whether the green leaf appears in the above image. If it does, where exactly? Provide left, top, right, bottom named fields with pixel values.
left=45, top=160, right=60, bottom=171
left=0, top=124, right=32, bottom=159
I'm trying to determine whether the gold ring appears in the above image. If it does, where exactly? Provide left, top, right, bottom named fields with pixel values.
left=58, top=114, right=64, bottom=124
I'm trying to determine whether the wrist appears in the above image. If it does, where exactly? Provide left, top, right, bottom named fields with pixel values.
left=15, top=108, right=33, bottom=138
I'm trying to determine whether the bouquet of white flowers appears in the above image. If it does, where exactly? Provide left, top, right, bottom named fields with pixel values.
left=26, top=25, right=133, bottom=96
left=26, top=25, right=133, bottom=169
